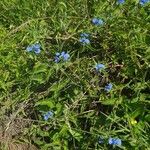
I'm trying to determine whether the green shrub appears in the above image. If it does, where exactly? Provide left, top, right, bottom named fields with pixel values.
left=0, top=0, right=150, bottom=149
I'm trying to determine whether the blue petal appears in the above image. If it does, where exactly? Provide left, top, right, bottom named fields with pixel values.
left=79, top=37, right=90, bottom=45
left=105, top=83, right=113, bottom=92
left=79, top=38, right=84, bottom=43
left=33, top=43, right=41, bottom=49
left=34, top=48, right=41, bottom=54
left=26, top=45, right=33, bottom=52
left=84, top=38, right=90, bottom=44
left=108, top=138, right=113, bottom=145
left=80, top=33, right=89, bottom=38
left=92, top=18, right=104, bottom=25
left=97, top=19, right=104, bottom=25
left=43, top=111, right=54, bottom=120
left=63, top=53, right=70, bottom=61
left=115, top=139, right=122, bottom=146
left=60, top=51, right=65, bottom=57
left=26, top=43, right=41, bottom=53
left=95, top=64, right=105, bottom=71
left=55, top=52, right=70, bottom=62
left=108, top=138, right=122, bottom=146
left=54, top=56, right=60, bottom=63
left=44, top=114, right=49, bottom=121
left=140, top=0, right=149, bottom=5
left=118, top=0, right=125, bottom=4
left=92, top=18, right=99, bottom=25
left=47, top=111, right=54, bottom=118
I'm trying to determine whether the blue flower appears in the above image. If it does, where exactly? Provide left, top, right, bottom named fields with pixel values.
left=26, top=43, right=41, bottom=54
left=92, top=18, right=104, bottom=26
left=140, top=0, right=149, bottom=5
left=26, top=45, right=33, bottom=52
left=108, top=138, right=122, bottom=146
left=118, top=0, right=125, bottom=4
left=80, top=33, right=89, bottom=38
left=79, top=33, right=90, bottom=45
left=95, top=64, right=105, bottom=71
left=33, top=43, right=41, bottom=54
left=79, top=37, right=90, bottom=45
left=43, top=111, right=54, bottom=121
left=54, top=56, right=60, bottom=63
left=54, top=51, right=70, bottom=63
left=63, top=53, right=70, bottom=61
left=105, top=83, right=113, bottom=92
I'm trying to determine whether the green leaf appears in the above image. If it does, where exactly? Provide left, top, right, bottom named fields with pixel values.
left=31, top=74, right=46, bottom=84
left=101, top=98, right=119, bottom=105
left=130, top=108, right=143, bottom=118
left=144, top=114, right=150, bottom=122
left=33, top=62, right=48, bottom=74
left=59, top=124, right=69, bottom=137
left=30, top=62, right=49, bottom=84
left=34, top=139, right=45, bottom=146
left=69, top=129, right=82, bottom=142
left=35, top=99, right=55, bottom=108
left=50, top=79, right=69, bottom=92
left=56, top=103, right=63, bottom=115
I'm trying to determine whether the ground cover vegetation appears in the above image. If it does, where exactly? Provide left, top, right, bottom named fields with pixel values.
left=0, top=0, right=150, bottom=149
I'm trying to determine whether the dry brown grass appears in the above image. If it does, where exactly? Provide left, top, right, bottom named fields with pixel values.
left=0, top=118, right=38, bottom=150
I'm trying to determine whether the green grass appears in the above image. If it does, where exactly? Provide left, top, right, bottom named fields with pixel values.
left=0, top=0, right=150, bottom=149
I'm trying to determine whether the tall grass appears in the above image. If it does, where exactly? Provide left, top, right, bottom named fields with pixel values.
left=0, top=0, right=150, bottom=149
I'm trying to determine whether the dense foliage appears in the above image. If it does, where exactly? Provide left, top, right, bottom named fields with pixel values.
left=0, top=0, right=150, bottom=149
